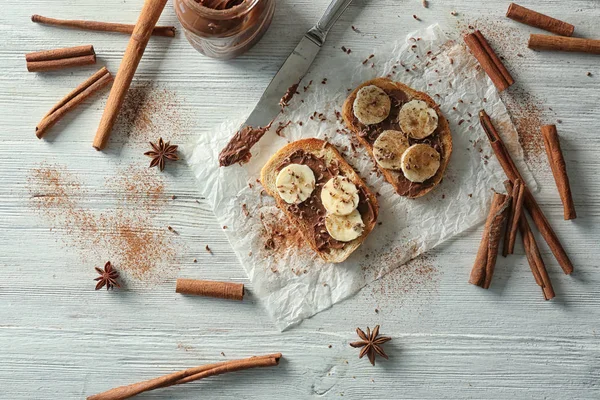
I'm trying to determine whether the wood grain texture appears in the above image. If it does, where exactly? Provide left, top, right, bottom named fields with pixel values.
left=1, top=0, right=599, bottom=399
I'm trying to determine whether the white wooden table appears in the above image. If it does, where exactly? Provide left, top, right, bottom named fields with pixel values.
left=1, top=0, right=599, bottom=398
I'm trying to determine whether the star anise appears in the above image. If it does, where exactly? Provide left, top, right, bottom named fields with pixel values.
left=349, top=325, right=391, bottom=365
left=144, top=138, right=179, bottom=171
left=94, top=261, right=121, bottom=290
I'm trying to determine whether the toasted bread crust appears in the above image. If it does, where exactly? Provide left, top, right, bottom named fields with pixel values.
left=260, top=138, right=378, bottom=263
left=342, top=77, right=453, bottom=198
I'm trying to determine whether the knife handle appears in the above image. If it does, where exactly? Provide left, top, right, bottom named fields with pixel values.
left=307, top=0, right=353, bottom=46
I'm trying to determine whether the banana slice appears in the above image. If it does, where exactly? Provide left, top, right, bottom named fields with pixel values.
left=353, top=85, right=391, bottom=125
left=398, top=100, right=439, bottom=139
left=276, top=164, right=316, bottom=204
left=325, top=209, right=364, bottom=242
left=400, top=144, right=441, bottom=183
left=321, top=176, right=360, bottom=216
left=373, top=130, right=410, bottom=171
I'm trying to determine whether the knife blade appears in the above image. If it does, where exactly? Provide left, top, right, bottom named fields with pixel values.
left=243, top=35, right=322, bottom=129
left=219, top=0, right=354, bottom=167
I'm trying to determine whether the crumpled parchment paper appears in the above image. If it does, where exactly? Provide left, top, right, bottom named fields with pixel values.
left=184, top=25, right=536, bottom=330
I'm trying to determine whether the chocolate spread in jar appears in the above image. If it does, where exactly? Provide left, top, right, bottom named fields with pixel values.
left=354, top=87, right=445, bottom=197
left=174, top=0, right=275, bottom=59
left=196, top=0, right=245, bottom=10
left=278, top=149, right=376, bottom=253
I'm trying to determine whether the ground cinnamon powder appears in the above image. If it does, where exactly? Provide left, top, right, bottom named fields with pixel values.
left=113, top=82, right=185, bottom=143
left=363, top=253, right=441, bottom=311
left=501, top=89, right=546, bottom=163
left=458, top=18, right=553, bottom=166
left=28, top=164, right=179, bottom=285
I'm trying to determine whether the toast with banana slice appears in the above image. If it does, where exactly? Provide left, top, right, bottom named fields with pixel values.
left=342, top=77, right=453, bottom=198
left=260, top=138, right=378, bottom=263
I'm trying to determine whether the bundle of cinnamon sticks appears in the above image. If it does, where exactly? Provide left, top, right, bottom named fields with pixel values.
left=466, top=3, right=582, bottom=299
left=470, top=111, right=576, bottom=300
left=464, top=3, right=599, bottom=93
left=28, top=2, right=175, bottom=141
left=506, top=3, right=600, bottom=55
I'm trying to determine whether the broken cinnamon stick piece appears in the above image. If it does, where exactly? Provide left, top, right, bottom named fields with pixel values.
left=31, top=14, right=176, bottom=38
left=176, top=279, right=244, bottom=301
left=93, top=0, right=169, bottom=150
left=87, top=353, right=282, bottom=400
left=519, top=215, right=555, bottom=300
left=506, top=3, right=574, bottom=37
left=464, top=30, right=514, bottom=92
left=528, top=34, right=600, bottom=55
left=503, top=180, right=555, bottom=300
left=25, top=44, right=95, bottom=62
left=36, top=68, right=113, bottom=138
left=507, top=179, right=525, bottom=254
left=502, top=180, right=516, bottom=257
left=470, top=192, right=511, bottom=289
left=480, top=110, right=574, bottom=275
left=541, top=125, right=576, bottom=220
left=502, top=179, right=522, bottom=256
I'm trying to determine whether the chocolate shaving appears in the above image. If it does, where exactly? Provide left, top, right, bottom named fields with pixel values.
left=279, top=82, right=300, bottom=109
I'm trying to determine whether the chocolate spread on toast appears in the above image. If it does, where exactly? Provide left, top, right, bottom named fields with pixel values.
left=353, top=88, right=445, bottom=197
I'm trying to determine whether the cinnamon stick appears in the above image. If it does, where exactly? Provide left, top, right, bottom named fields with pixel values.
left=502, top=179, right=522, bottom=257
left=26, top=44, right=95, bottom=62
left=506, top=3, right=574, bottom=37
left=464, top=30, right=514, bottom=92
left=541, top=125, right=576, bottom=220
left=528, top=34, right=600, bottom=55
left=469, top=192, right=511, bottom=289
left=93, top=0, right=168, bottom=150
left=176, top=279, right=244, bottom=301
left=36, top=67, right=113, bottom=138
left=519, top=214, right=556, bottom=300
left=507, top=179, right=525, bottom=254
left=503, top=181, right=555, bottom=300
left=480, top=110, right=574, bottom=275
left=502, top=180, right=516, bottom=257
left=31, top=14, right=176, bottom=38
left=26, top=45, right=96, bottom=72
left=165, top=354, right=278, bottom=386
left=87, top=353, right=282, bottom=400
left=27, top=54, right=97, bottom=72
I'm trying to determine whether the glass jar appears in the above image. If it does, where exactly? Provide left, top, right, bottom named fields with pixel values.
left=174, top=0, right=275, bottom=60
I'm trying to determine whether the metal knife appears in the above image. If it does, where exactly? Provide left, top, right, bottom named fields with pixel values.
left=219, top=0, right=354, bottom=166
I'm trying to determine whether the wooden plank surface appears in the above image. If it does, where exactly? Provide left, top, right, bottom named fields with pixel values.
left=1, top=0, right=599, bottom=398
